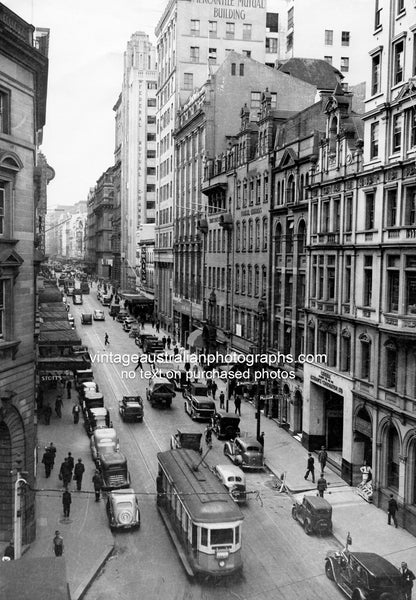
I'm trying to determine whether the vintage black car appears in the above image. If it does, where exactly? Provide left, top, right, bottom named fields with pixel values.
left=292, top=495, right=332, bottom=535
left=211, top=410, right=240, bottom=440
left=223, top=437, right=264, bottom=470
left=119, top=396, right=144, bottom=422
left=184, top=395, right=216, bottom=421
left=99, top=451, right=130, bottom=491
left=182, top=381, right=209, bottom=400
left=170, top=429, right=202, bottom=453
left=106, top=489, right=140, bottom=530
left=325, top=545, right=404, bottom=600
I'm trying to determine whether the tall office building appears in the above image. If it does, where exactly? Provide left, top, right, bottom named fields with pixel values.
left=154, top=0, right=271, bottom=331
left=119, top=32, right=157, bottom=289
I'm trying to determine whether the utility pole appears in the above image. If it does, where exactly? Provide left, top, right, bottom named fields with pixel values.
left=256, top=300, right=266, bottom=442
left=13, top=455, right=28, bottom=559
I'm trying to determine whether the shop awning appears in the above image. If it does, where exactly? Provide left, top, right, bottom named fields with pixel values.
left=37, top=356, right=91, bottom=371
left=40, top=320, right=72, bottom=332
left=38, top=330, right=81, bottom=346
left=39, top=310, right=69, bottom=322
left=119, top=291, right=154, bottom=305
left=38, top=289, right=62, bottom=303
left=187, top=329, right=204, bottom=349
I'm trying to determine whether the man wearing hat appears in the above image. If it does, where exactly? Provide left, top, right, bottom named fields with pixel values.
left=400, top=562, right=415, bottom=600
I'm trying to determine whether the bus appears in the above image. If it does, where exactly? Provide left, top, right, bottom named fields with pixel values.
left=156, top=449, right=243, bottom=577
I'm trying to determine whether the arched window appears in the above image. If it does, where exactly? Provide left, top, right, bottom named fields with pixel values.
left=248, top=219, right=253, bottom=251
left=255, top=219, right=260, bottom=251
left=262, top=266, right=267, bottom=298
left=297, top=219, right=306, bottom=254
left=359, top=334, right=371, bottom=380
left=329, top=116, right=338, bottom=157
left=299, top=174, right=304, bottom=201
left=262, top=218, right=268, bottom=251
left=242, top=221, right=247, bottom=251
left=236, top=181, right=241, bottom=208
left=275, top=223, right=282, bottom=254
left=235, top=265, right=240, bottom=293
left=236, top=222, right=241, bottom=251
left=287, top=174, right=295, bottom=204
left=247, top=266, right=252, bottom=295
left=254, top=265, right=260, bottom=296
left=286, top=221, right=294, bottom=254
left=387, top=425, right=400, bottom=490
left=241, top=266, right=246, bottom=293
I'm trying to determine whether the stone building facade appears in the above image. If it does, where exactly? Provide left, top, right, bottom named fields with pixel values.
left=0, top=4, right=48, bottom=543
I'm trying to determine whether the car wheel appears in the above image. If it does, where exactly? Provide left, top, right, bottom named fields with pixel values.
left=303, top=519, right=313, bottom=535
left=291, top=507, right=297, bottom=520
left=325, top=560, right=335, bottom=581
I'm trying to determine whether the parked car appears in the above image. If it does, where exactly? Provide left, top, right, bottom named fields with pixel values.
left=75, top=369, right=94, bottom=392
left=146, top=377, right=175, bottom=408
left=129, top=325, right=140, bottom=338
left=99, top=451, right=130, bottom=491
left=325, top=544, right=403, bottom=600
left=183, top=382, right=209, bottom=401
left=142, top=337, right=165, bottom=354
left=81, top=313, right=93, bottom=325
left=292, top=495, right=332, bottom=535
left=90, top=427, right=119, bottom=463
left=122, top=317, right=137, bottom=332
left=84, top=406, right=111, bottom=436
left=67, top=314, right=75, bottom=326
left=212, top=410, right=241, bottom=440
left=223, top=437, right=264, bottom=470
left=106, top=489, right=140, bottom=530
left=80, top=281, right=90, bottom=294
left=184, top=395, right=216, bottom=421
left=170, top=430, right=202, bottom=453
left=93, top=309, right=105, bottom=321
left=119, top=396, right=144, bottom=422
left=116, top=310, right=129, bottom=323
left=78, top=381, right=99, bottom=401
left=73, top=291, right=83, bottom=305
left=101, top=295, right=112, bottom=307
left=82, top=391, right=104, bottom=413
left=109, top=304, right=121, bottom=317
left=213, top=464, right=247, bottom=504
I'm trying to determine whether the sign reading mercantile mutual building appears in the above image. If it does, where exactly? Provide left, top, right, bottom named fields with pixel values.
left=193, top=0, right=265, bottom=20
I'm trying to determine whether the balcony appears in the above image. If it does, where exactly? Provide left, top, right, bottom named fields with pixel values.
left=311, top=232, right=340, bottom=245
left=381, top=312, right=416, bottom=333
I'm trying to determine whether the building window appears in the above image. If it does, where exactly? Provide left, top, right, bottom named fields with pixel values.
left=254, top=266, right=260, bottom=296
left=392, top=114, right=402, bottom=153
left=286, top=32, right=293, bottom=52
left=190, top=19, right=200, bottom=34
left=242, top=50, right=251, bottom=58
left=370, top=122, right=379, bottom=159
left=371, top=53, right=381, bottom=95
left=248, top=220, right=253, bottom=251
left=242, top=221, right=247, bottom=251
left=241, top=267, right=246, bottom=294
left=209, top=21, right=217, bottom=36
left=360, top=337, right=371, bottom=380
left=341, top=31, right=350, bottom=46
left=393, top=40, right=404, bottom=85
left=387, top=255, right=400, bottom=313
left=262, top=266, right=267, bottom=298
left=325, top=30, right=333, bottom=45
left=243, top=23, right=252, bottom=40
left=375, top=0, right=382, bottom=29
left=231, top=63, right=236, bottom=76
left=397, top=0, right=405, bottom=14
left=341, top=334, right=351, bottom=372
left=147, top=98, right=156, bottom=107
left=262, top=218, right=268, bottom=251
left=235, top=265, right=240, bottom=293
left=385, top=342, right=398, bottom=389
left=226, top=22, right=235, bottom=39
left=405, top=186, right=416, bottom=225
left=147, top=115, right=156, bottom=124
left=327, top=256, right=336, bottom=300
left=247, top=265, right=252, bottom=295
left=321, top=200, right=330, bottom=232
left=409, top=110, right=416, bottom=148
left=266, top=12, right=279, bottom=33
left=0, top=88, right=11, bottom=134
left=340, top=57, right=349, bottom=73
left=344, top=256, right=352, bottom=302
left=365, top=193, right=375, bottom=230
left=266, top=38, right=278, bottom=53
left=363, top=256, right=373, bottom=306
left=324, top=56, right=333, bottom=65
left=386, top=188, right=398, bottom=227
left=0, top=185, right=4, bottom=236
left=239, top=63, right=244, bottom=76
left=251, top=91, right=261, bottom=108
left=190, top=46, right=200, bottom=62
left=405, top=255, right=416, bottom=313
left=255, top=220, right=260, bottom=250
left=183, top=73, right=193, bottom=90
left=208, top=48, right=217, bottom=64
left=236, top=222, right=241, bottom=251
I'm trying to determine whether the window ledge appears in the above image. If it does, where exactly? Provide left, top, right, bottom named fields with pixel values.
left=396, top=9, right=406, bottom=20
left=0, top=340, right=21, bottom=361
left=0, top=238, right=18, bottom=245
left=367, top=91, right=384, bottom=102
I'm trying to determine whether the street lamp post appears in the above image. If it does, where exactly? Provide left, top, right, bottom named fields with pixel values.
left=13, top=455, right=28, bottom=560
left=256, top=300, right=267, bottom=443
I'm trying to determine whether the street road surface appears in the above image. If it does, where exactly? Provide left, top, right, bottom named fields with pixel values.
left=69, top=286, right=342, bottom=600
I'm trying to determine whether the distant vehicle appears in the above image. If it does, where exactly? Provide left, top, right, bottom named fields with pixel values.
left=75, top=369, right=94, bottom=391
left=146, top=377, right=175, bottom=408
left=143, top=337, right=165, bottom=354
left=93, top=309, right=105, bottom=321
left=99, top=451, right=130, bottom=491
left=122, top=317, right=136, bottom=332
left=90, top=427, right=119, bottom=463
left=109, top=304, right=120, bottom=317
left=81, top=313, right=93, bottom=325
left=101, top=295, right=112, bottom=306
left=73, top=291, right=83, bottom=305
left=67, top=314, right=75, bottom=326
left=67, top=286, right=75, bottom=296
left=184, top=395, right=216, bottom=421
left=325, top=544, right=403, bottom=600
left=79, top=381, right=99, bottom=401
left=84, top=406, right=111, bottom=436
left=170, top=430, right=202, bottom=453
left=80, top=281, right=90, bottom=294
left=119, top=396, right=144, bottom=422
left=116, top=310, right=129, bottom=323
left=212, top=411, right=241, bottom=440
left=292, top=495, right=332, bottom=535
left=129, top=325, right=140, bottom=338
left=106, top=489, right=140, bottom=530
left=135, top=333, right=157, bottom=348
left=183, top=382, right=209, bottom=401
left=223, top=437, right=264, bottom=470
left=213, top=464, right=247, bottom=505
left=157, top=449, right=244, bottom=577
left=82, top=391, right=105, bottom=414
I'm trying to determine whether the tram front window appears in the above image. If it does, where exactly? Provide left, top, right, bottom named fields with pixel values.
left=211, top=528, right=234, bottom=545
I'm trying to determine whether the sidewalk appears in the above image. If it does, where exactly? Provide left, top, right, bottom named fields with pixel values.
left=27, top=387, right=114, bottom=600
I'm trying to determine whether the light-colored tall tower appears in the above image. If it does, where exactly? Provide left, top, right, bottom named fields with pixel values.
left=120, top=32, right=157, bottom=289
left=154, top=0, right=269, bottom=331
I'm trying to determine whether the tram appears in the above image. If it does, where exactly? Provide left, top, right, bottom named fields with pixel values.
left=156, top=449, right=244, bottom=577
